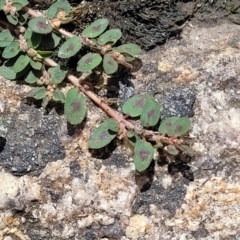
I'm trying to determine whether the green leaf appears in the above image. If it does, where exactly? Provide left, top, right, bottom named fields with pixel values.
left=133, top=140, right=154, bottom=172
left=52, top=89, right=65, bottom=103
left=122, top=53, right=135, bottom=62
left=28, top=17, right=52, bottom=34
left=88, top=120, right=117, bottom=149
left=116, top=43, right=142, bottom=56
left=30, top=59, right=42, bottom=70
left=24, top=28, right=33, bottom=39
left=82, top=18, right=109, bottom=38
left=0, top=0, right=5, bottom=10
left=0, top=29, right=14, bottom=47
left=122, top=94, right=147, bottom=117
left=37, top=50, right=53, bottom=58
left=140, top=97, right=161, bottom=127
left=12, top=2, right=23, bottom=11
left=13, top=55, right=30, bottom=73
left=77, top=53, right=102, bottom=72
left=165, top=145, right=179, bottom=155
left=27, top=32, right=42, bottom=48
left=6, top=14, right=18, bottom=25
left=103, top=54, right=118, bottom=74
left=27, top=86, right=46, bottom=99
left=58, top=36, right=82, bottom=59
left=158, top=117, right=179, bottom=134
left=127, top=131, right=140, bottom=146
left=64, top=88, right=87, bottom=125
left=24, top=70, right=41, bottom=84
left=167, top=117, right=191, bottom=137
left=47, top=0, right=71, bottom=19
left=0, top=58, right=30, bottom=80
left=178, top=145, right=194, bottom=156
left=12, top=0, right=28, bottom=8
left=48, top=65, right=68, bottom=84
left=2, top=41, right=20, bottom=59
left=105, top=118, right=119, bottom=132
left=97, top=29, right=122, bottom=46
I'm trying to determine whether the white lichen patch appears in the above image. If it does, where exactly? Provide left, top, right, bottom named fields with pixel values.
left=125, top=214, right=152, bottom=239
left=166, top=177, right=240, bottom=238
left=191, top=87, right=240, bottom=160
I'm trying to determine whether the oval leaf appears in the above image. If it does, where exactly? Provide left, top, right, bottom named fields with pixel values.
left=105, top=118, right=119, bottom=132
left=0, top=58, right=30, bottom=80
left=165, top=145, right=179, bottom=156
left=30, top=59, right=42, bottom=70
left=0, top=29, right=14, bottom=47
left=116, top=43, right=142, bottom=56
left=28, top=17, right=52, bottom=34
left=48, top=65, right=68, bottom=84
left=103, top=54, right=118, bottom=74
left=122, top=94, right=147, bottom=117
left=13, top=55, right=30, bottom=73
left=133, top=140, right=154, bottom=172
left=24, top=70, right=41, bottom=84
left=82, top=18, right=109, bottom=38
left=27, top=86, right=46, bottom=99
left=88, top=120, right=117, bottom=149
left=64, top=88, right=87, bottom=125
left=12, top=0, right=28, bottom=8
left=58, top=36, right=82, bottom=59
left=167, top=117, right=191, bottom=137
left=2, top=41, right=20, bottom=59
left=52, top=89, right=65, bottom=103
left=77, top=53, right=102, bottom=72
left=158, top=116, right=179, bottom=134
left=47, top=0, right=71, bottom=19
left=178, top=145, right=194, bottom=156
left=140, top=97, right=160, bottom=127
left=97, top=29, right=122, bottom=46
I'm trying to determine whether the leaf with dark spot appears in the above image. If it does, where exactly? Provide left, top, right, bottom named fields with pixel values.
left=133, top=140, right=154, bottom=172
left=140, top=96, right=160, bottom=127
left=28, top=17, right=52, bottom=34
left=77, top=53, right=102, bottom=72
left=88, top=119, right=117, bottom=149
left=167, top=117, right=191, bottom=137
left=103, top=54, right=118, bottom=74
left=122, top=94, right=148, bottom=117
left=64, top=88, right=87, bottom=125
left=158, top=117, right=179, bottom=134
left=82, top=19, right=109, bottom=38
left=58, top=36, right=82, bottom=59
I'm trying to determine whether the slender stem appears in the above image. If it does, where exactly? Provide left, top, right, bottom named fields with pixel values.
left=44, top=58, right=135, bottom=129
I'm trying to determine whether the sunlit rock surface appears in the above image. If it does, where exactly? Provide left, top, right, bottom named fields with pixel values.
left=1, top=20, right=240, bottom=239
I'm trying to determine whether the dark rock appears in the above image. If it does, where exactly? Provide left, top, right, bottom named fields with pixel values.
left=132, top=177, right=188, bottom=217
left=99, top=220, right=124, bottom=239
left=0, top=103, right=66, bottom=176
left=161, top=85, right=196, bottom=120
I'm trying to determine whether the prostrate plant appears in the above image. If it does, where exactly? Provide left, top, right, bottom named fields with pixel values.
left=88, top=94, right=194, bottom=172
left=0, top=0, right=194, bottom=173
